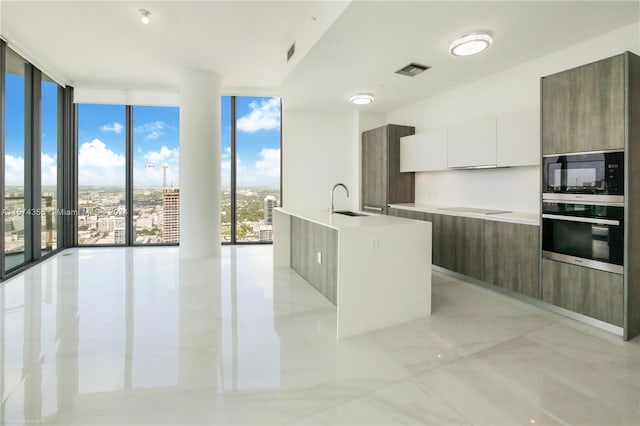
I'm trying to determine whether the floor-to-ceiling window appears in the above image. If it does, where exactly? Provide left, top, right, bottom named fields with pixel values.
left=76, top=104, right=126, bottom=245
left=221, top=96, right=281, bottom=244
left=40, top=74, right=61, bottom=255
left=133, top=106, right=180, bottom=244
left=76, top=103, right=179, bottom=246
left=1, top=43, right=68, bottom=278
left=4, top=49, right=28, bottom=270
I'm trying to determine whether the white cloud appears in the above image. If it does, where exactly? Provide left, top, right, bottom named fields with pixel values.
left=100, top=122, right=123, bottom=134
left=136, top=121, right=169, bottom=140
left=4, top=155, right=25, bottom=186
left=255, top=148, right=280, bottom=177
left=79, top=139, right=126, bottom=168
left=236, top=98, right=280, bottom=133
left=77, top=139, right=126, bottom=186
left=4, top=154, right=58, bottom=186
left=143, top=146, right=178, bottom=164
left=41, top=153, right=57, bottom=186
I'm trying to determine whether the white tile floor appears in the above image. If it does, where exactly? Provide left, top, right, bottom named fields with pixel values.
left=1, top=245, right=639, bottom=425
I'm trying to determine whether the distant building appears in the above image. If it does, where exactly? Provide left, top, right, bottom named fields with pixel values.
left=258, top=225, right=273, bottom=242
left=264, top=195, right=277, bottom=225
left=136, top=217, right=153, bottom=229
left=162, top=189, right=180, bottom=243
left=114, top=227, right=126, bottom=244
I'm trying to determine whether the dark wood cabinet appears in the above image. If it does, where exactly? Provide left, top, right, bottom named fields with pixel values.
left=361, top=125, right=415, bottom=213
left=542, top=54, right=625, bottom=154
left=542, top=259, right=623, bottom=327
left=484, top=221, right=540, bottom=299
left=290, top=216, right=338, bottom=305
left=454, top=217, right=484, bottom=280
left=428, top=214, right=484, bottom=280
left=390, top=208, right=540, bottom=298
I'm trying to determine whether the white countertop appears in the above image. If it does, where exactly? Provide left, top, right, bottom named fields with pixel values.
left=389, top=203, right=540, bottom=226
left=274, top=207, right=424, bottom=230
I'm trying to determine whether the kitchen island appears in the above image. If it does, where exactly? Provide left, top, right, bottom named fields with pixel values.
left=273, top=208, right=431, bottom=339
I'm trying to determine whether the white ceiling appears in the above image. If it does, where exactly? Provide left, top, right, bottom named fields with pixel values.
left=282, top=1, right=640, bottom=112
left=0, top=0, right=331, bottom=92
left=1, top=1, right=638, bottom=113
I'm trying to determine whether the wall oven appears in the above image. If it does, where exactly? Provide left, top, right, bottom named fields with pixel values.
left=543, top=150, right=624, bottom=203
left=542, top=202, right=624, bottom=274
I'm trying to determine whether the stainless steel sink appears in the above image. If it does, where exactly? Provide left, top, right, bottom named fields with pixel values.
left=333, top=210, right=369, bottom=217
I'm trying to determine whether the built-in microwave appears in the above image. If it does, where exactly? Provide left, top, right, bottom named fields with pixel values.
left=542, top=202, right=624, bottom=274
left=543, top=150, right=624, bottom=203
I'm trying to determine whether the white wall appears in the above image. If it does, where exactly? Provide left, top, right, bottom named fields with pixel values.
left=282, top=109, right=359, bottom=212
left=386, top=23, right=640, bottom=214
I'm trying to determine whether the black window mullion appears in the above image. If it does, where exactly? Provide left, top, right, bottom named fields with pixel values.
left=0, top=41, right=6, bottom=276
left=62, top=89, right=76, bottom=248
left=230, top=96, right=237, bottom=244
left=24, top=64, right=40, bottom=262
left=56, top=85, right=64, bottom=249
left=126, top=105, right=133, bottom=246
left=29, top=67, right=42, bottom=260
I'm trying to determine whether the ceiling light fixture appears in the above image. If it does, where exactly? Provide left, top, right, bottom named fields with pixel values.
left=139, top=9, right=151, bottom=24
left=449, top=32, right=493, bottom=57
left=349, top=93, right=374, bottom=105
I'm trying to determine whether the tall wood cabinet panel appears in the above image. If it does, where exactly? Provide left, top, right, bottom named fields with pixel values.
left=362, top=125, right=415, bottom=213
left=542, top=259, right=623, bottom=327
left=541, top=51, right=640, bottom=339
left=626, top=52, right=640, bottom=338
left=542, top=54, right=625, bottom=154
left=290, top=217, right=338, bottom=305
left=484, top=221, right=540, bottom=299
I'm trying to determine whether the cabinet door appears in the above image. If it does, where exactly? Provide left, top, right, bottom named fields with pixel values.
left=542, top=54, right=624, bottom=154
left=400, top=134, right=418, bottom=172
left=454, top=216, right=484, bottom=280
left=290, top=217, right=339, bottom=305
left=542, top=259, right=623, bottom=326
left=434, top=214, right=456, bottom=271
left=497, top=109, right=539, bottom=167
left=447, top=116, right=497, bottom=168
left=416, top=128, right=448, bottom=171
left=387, top=125, right=416, bottom=205
left=362, top=126, right=388, bottom=209
left=484, top=221, right=540, bottom=298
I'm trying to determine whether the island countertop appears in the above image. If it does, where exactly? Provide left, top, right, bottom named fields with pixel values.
left=273, top=208, right=432, bottom=339
left=273, top=207, right=424, bottom=230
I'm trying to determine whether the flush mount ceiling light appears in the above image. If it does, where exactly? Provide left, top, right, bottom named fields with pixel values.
left=449, top=32, right=493, bottom=57
left=349, top=93, right=374, bottom=105
left=139, top=9, right=151, bottom=24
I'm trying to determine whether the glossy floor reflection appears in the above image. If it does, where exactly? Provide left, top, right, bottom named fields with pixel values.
left=1, top=246, right=639, bottom=425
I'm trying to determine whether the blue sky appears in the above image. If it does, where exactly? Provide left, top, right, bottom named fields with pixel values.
left=5, top=69, right=281, bottom=189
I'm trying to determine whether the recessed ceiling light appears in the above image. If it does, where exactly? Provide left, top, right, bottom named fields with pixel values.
left=349, top=93, right=374, bottom=105
left=139, top=9, right=151, bottom=25
left=449, top=32, right=493, bottom=57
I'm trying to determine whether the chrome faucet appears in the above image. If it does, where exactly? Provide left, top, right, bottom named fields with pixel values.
left=330, top=183, right=349, bottom=214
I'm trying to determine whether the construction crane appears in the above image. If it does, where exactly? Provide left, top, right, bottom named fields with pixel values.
left=145, top=164, right=170, bottom=190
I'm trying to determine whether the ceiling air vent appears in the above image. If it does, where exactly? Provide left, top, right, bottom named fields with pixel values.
left=395, top=62, right=430, bottom=77
left=287, top=43, right=295, bottom=62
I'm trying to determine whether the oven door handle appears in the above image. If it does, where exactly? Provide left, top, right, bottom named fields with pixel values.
left=542, top=213, right=620, bottom=226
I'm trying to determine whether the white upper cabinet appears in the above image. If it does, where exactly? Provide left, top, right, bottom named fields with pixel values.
left=496, top=109, right=540, bottom=167
left=400, top=129, right=448, bottom=172
left=447, top=116, right=497, bottom=168
left=416, top=128, right=447, bottom=171
left=400, top=134, right=419, bottom=172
